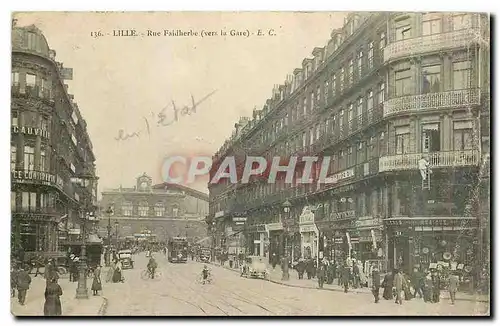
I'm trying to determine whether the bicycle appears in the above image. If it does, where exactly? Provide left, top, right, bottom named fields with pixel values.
left=140, top=268, right=162, bottom=281
left=197, top=271, right=213, bottom=285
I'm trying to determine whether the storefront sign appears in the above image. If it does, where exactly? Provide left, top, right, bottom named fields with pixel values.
left=329, top=210, right=356, bottom=220
left=355, top=218, right=382, bottom=228
left=299, top=224, right=317, bottom=234
left=14, top=213, right=53, bottom=222
left=68, top=228, right=81, bottom=235
left=215, top=211, right=225, bottom=218
left=325, top=168, right=355, bottom=184
left=267, top=223, right=283, bottom=231
left=12, top=170, right=57, bottom=185
left=12, top=126, right=50, bottom=139
left=232, top=217, right=247, bottom=222
left=384, top=217, right=478, bottom=227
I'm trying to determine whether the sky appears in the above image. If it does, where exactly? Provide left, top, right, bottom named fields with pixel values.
left=13, top=12, right=347, bottom=195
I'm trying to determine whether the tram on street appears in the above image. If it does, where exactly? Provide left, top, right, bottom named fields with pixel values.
left=168, top=236, right=188, bottom=263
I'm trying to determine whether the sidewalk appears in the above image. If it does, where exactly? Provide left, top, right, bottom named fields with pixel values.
left=11, top=275, right=106, bottom=316
left=209, top=261, right=489, bottom=303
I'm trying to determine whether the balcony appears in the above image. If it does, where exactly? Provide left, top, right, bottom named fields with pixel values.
left=379, top=150, right=480, bottom=172
left=384, top=28, right=482, bottom=63
left=384, top=88, right=480, bottom=117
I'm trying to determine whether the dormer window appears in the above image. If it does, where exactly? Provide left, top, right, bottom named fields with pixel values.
left=27, top=32, right=37, bottom=51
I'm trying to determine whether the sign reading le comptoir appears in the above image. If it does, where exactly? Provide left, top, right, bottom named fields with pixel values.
left=12, top=170, right=56, bottom=184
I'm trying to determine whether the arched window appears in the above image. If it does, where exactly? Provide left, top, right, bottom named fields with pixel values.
left=122, top=202, right=133, bottom=216
left=172, top=204, right=179, bottom=218
left=154, top=202, right=165, bottom=217
left=138, top=201, right=149, bottom=217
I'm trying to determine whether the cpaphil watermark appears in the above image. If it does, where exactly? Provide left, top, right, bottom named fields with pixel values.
left=160, top=155, right=343, bottom=185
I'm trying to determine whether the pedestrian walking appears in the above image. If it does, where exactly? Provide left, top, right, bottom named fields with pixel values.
left=326, top=260, right=334, bottom=284
left=306, top=258, right=314, bottom=280
left=295, top=258, right=304, bottom=279
left=91, top=265, right=102, bottom=295
left=312, top=257, right=317, bottom=278
left=448, top=272, right=459, bottom=305
left=371, top=265, right=381, bottom=303
left=16, top=265, right=31, bottom=305
left=352, top=263, right=360, bottom=288
left=11, top=265, right=18, bottom=298
left=44, top=259, right=59, bottom=285
left=341, top=265, right=350, bottom=293
left=423, top=272, right=433, bottom=302
left=431, top=270, right=441, bottom=303
left=271, top=253, right=277, bottom=269
left=106, top=260, right=116, bottom=283
left=113, top=260, right=123, bottom=283
left=317, top=262, right=326, bottom=289
left=44, top=277, right=62, bottom=316
left=393, top=269, right=404, bottom=305
left=411, top=268, right=424, bottom=299
left=382, top=271, right=394, bottom=300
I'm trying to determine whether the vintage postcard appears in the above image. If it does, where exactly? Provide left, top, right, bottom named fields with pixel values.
left=10, top=11, right=490, bottom=316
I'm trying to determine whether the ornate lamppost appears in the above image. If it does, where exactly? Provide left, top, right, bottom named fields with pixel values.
left=71, top=174, right=98, bottom=300
left=105, top=205, right=114, bottom=266
left=114, top=221, right=119, bottom=248
left=281, top=200, right=291, bottom=281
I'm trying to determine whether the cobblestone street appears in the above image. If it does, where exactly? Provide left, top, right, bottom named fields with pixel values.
left=101, top=255, right=488, bottom=316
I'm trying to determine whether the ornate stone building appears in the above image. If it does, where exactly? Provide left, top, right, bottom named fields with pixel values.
left=209, top=12, right=490, bottom=277
left=11, top=24, right=98, bottom=255
left=99, top=173, right=209, bottom=243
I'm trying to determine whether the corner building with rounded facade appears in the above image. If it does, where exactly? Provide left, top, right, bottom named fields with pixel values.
left=11, top=25, right=98, bottom=256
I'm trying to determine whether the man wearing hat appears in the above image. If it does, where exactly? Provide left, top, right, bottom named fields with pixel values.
left=44, top=258, right=59, bottom=285
left=371, top=265, right=381, bottom=303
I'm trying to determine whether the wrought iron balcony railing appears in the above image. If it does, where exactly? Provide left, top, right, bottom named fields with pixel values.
left=383, top=88, right=480, bottom=117
left=379, top=150, right=480, bottom=172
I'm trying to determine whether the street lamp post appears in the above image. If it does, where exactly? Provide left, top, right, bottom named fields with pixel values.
left=114, top=222, right=119, bottom=248
left=281, top=200, right=292, bottom=281
left=72, top=174, right=98, bottom=300
left=105, top=206, right=113, bottom=266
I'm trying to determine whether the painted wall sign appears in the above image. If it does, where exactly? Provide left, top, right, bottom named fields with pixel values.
left=385, top=217, right=478, bottom=227
left=12, top=126, right=50, bottom=139
left=12, top=170, right=56, bottom=184
left=325, top=168, right=355, bottom=184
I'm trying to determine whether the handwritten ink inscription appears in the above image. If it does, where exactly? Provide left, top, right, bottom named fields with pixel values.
left=115, top=90, right=217, bottom=141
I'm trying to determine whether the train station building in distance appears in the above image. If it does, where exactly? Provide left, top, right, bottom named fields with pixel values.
left=99, top=173, right=209, bottom=244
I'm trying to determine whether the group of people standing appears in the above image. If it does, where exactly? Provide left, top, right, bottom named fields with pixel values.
left=372, top=267, right=460, bottom=305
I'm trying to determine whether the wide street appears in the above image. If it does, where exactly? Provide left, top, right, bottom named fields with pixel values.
left=102, top=254, right=489, bottom=316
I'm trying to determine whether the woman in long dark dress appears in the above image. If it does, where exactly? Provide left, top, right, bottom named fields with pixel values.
left=112, top=261, right=123, bottom=283
left=91, top=265, right=102, bottom=295
left=44, top=277, right=62, bottom=316
left=382, top=272, right=394, bottom=300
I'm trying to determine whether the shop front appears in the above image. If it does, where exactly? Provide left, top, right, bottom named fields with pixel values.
left=385, top=217, right=479, bottom=276
left=266, top=222, right=283, bottom=262
left=12, top=212, right=59, bottom=254
left=246, top=224, right=267, bottom=257
left=299, top=206, right=318, bottom=259
left=316, top=215, right=356, bottom=264
left=355, top=216, right=385, bottom=264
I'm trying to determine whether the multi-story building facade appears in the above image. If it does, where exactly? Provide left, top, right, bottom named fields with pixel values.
left=11, top=24, right=98, bottom=256
left=99, top=173, right=209, bottom=243
left=208, top=12, right=490, bottom=277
